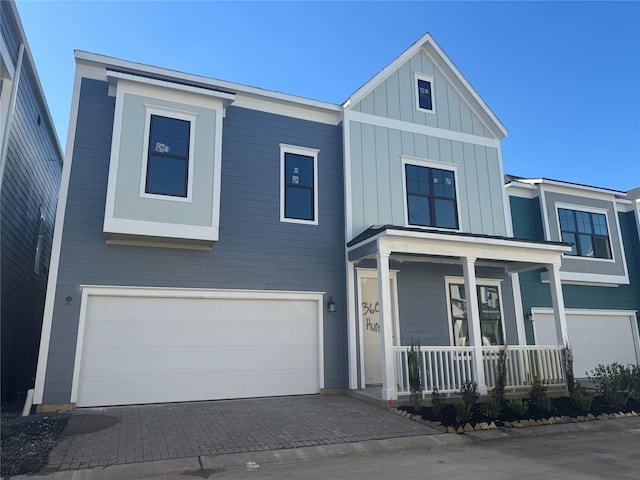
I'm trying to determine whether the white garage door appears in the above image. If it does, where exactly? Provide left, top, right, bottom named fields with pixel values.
left=533, top=308, right=639, bottom=377
left=74, top=289, right=322, bottom=407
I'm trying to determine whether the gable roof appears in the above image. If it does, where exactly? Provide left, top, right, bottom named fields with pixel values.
left=343, top=33, right=507, bottom=140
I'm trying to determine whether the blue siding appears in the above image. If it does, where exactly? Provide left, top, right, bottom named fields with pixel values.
left=42, top=79, right=346, bottom=403
left=510, top=196, right=545, bottom=241
left=1, top=12, right=62, bottom=401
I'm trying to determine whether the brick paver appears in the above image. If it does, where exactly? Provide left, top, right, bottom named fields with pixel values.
left=45, top=395, right=435, bottom=471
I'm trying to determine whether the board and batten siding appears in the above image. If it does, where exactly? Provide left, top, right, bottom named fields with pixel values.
left=352, top=48, right=492, bottom=139
left=348, top=121, right=506, bottom=238
left=41, top=78, right=346, bottom=404
left=0, top=32, right=62, bottom=399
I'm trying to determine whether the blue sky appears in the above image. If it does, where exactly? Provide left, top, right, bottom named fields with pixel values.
left=15, top=0, right=640, bottom=191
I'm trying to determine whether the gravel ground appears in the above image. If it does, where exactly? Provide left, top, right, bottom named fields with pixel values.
left=1, top=408, right=70, bottom=477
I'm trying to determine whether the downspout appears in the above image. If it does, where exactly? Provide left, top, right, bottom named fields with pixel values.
left=0, top=43, right=24, bottom=191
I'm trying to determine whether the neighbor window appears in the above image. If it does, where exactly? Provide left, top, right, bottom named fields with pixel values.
left=558, top=208, right=612, bottom=259
left=280, top=145, right=319, bottom=224
left=448, top=282, right=504, bottom=347
left=415, top=74, right=435, bottom=112
left=145, top=114, right=191, bottom=198
left=404, top=162, right=458, bottom=229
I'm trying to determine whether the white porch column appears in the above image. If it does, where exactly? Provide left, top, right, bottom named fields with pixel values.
left=376, top=247, right=397, bottom=401
left=462, top=256, right=488, bottom=395
left=347, top=260, right=358, bottom=389
left=547, top=263, right=569, bottom=345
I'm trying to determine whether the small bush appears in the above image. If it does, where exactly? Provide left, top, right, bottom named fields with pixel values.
left=481, top=398, right=502, bottom=419
left=570, top=382, right=592, bottom=413
left=431, top=387, right=445, bottom=415
left=562, top=346, right=576, bottom=394
left=408, top=339, right=422, bottom=410
left=455, top=382, right=479, bottom=423
left=590, top=363, right=631, bottom=409
left=506, top=397, right=528, bottom=417
left=529, top=378, right=551, bottom=412
left=492, top=346, right=508, bottom=404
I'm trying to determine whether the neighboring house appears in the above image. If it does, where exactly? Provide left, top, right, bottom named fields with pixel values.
left=1, top=0, right=63, bottom=403
left=507, top=177, right=640, bottom=378
left=35, top=33, right=626, bottom=411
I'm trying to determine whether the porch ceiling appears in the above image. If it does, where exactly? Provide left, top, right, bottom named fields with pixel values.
left=347, top=225, right=571, bottom=272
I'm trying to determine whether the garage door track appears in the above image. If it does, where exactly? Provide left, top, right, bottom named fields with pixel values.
left=44, top=395, right=437, bottom=471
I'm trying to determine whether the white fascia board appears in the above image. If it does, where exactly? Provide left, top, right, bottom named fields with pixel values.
left=343, top=33, right=507, bottom=139
left=518, top=178, right=627, bottom=199
left=531, top=307, right=638, bottom=317
left=540, top=270, right=630, bottom=286
left=104, top=217, right=218, bottom=242
left=75, top=50, right=342, bottom=114
left=7, top=0, right=64, bottom=161
left=505, top=181, right=539, bottom=199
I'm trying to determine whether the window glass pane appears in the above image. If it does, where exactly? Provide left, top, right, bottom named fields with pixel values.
left=594, top=236, right=612, bottom=259
left=576, top=211, right=592, bottom=233
left=406, top=165, right=430, bottom=195
left=558, top=209, right=575, bottom=231
left=561, top=232, right=578, bottom=255
left=434, top=198, right=457, bottom=229
left=449, top=284, right=468, bottom=346
left=432, top=169, right=455, bottom=198
left=285, top=153, right=314, bottom=188
left=578, top=233, right=594, bottom=257
left=285, top=186, right=313, bottom=220
left=417, top=79, right=433, bottom=110
left=146, top=155, right=188, bottom=197
left=149, top=115, right=190, bottom=158
left=408, top=195, right=430, bottom=226
left=592, top=214, right=608, bottom=236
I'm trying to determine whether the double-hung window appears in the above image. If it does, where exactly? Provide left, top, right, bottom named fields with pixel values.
left=144, top=113, right=192, bottom=198
left=404, top=161, right=458, bottom=229
left=558, top=208, right=612, bottom=259
left=280, top=144, right=319, bottom=225
left=447, top=281, right=504, bottom=347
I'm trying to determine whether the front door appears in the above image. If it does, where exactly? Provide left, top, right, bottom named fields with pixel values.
left=357, top=270, right=398, bottom=386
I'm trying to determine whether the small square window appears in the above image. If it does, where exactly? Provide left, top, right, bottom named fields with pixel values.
left=415, top=74, right=435, bottom=113
left=145, top=115, right=191, bottom=198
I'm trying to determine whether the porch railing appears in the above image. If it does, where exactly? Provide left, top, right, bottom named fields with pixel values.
left=394, top=345, right=566, bottom=396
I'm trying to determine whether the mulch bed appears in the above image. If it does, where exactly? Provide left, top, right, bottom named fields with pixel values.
left=399, top=397, right=640, bottom=429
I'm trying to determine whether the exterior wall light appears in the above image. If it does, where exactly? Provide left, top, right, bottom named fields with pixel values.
left=327, top=296, right=336, bottom=313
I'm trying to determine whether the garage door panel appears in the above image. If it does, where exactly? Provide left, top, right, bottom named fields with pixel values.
left=77, top=293, right=320, bottom=407
left=534, top=310, right=638, bottom=377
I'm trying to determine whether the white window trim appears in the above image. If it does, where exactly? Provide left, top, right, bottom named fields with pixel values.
left=444, top=276, right=506, bottom=347
left=139, top=105, right=197, bottom=203
left=414, top=72, right=436, bottom=114
left=280, top=144, right=319, bottom=225
left=401, top=156, right=461, bottom=231
left=554, top=202, right=616, bottom=263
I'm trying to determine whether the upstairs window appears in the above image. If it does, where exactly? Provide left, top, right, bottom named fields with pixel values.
left=404, top=162, right=458, bottom=229
left=144, top=114, right=192, bottom=198
left=558, top=208, right=612, bottom=259
left=280, top=144, right=319, bottom=225
left=415, top=74, right=435, bottom=113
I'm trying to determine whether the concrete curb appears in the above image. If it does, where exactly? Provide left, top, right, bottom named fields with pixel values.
left=9, top=416, right=640, bottom=480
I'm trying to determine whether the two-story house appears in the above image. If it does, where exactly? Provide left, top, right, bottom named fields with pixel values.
left=507, top=177, right=640, bottom=378
left=1, top=0, right=63, bottom=403
left=34, top=33, right=615, bottom=411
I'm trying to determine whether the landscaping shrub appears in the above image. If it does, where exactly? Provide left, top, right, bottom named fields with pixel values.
left=491, top=346, right=507, bottom=405
left=529, top=378, right=551, bottom=412
left=408, top=339, right=422, bottom=410
left=590, top=363, right=634, bottom=409
left=570, top=382, right=592, bottom=413
left=431, top=387, right=445, bottom=415
left=455, top=382, right=479, bottom=423
left=562, top=345, right=576, bottom=394
left=506, top=397, right=528, bottom=417
left=481, top=398, right=502, bottom=419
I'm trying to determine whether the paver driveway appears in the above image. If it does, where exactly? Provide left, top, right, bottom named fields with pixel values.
left=45, top=395, right=436, bottom=471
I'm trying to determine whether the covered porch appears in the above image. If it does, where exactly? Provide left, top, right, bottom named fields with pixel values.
left=346, top=226, right=572, bottom=400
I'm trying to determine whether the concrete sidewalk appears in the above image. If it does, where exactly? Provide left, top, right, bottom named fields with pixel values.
left=43, top=394, right=437, bottom=472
